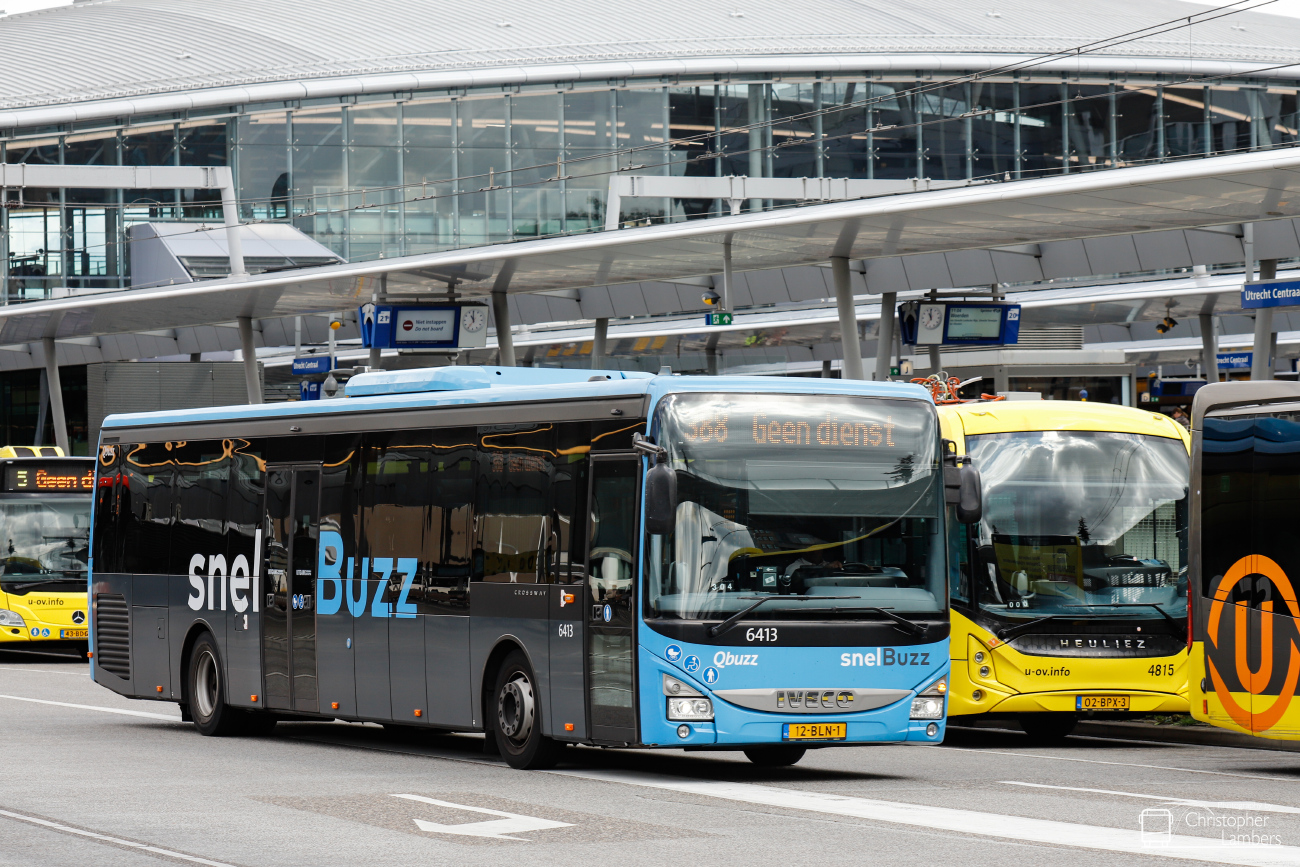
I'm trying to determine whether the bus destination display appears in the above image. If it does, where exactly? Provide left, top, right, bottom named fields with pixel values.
left=4, top=463, right=94, bottom=492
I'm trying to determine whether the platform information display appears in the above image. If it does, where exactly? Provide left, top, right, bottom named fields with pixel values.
left=899, top=301, right=1021, bottom=346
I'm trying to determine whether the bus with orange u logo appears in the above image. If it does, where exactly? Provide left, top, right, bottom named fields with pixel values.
left=1191, top=381, right=1300, bottom=739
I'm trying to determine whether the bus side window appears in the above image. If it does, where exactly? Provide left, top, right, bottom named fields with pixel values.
left=552, top=422, right=591, bottom=584
left=121, top=443, right=175, bottom=576
left=94, top=446, right=123, bottom=574
left=169, top=441, right=229, bottom=577
left=225, top=441, right=264, bottom=583
left=476, top=424, right=553, bottom=584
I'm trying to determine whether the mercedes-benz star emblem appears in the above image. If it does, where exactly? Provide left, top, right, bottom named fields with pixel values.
left=71, top=610, right=85, bottom=624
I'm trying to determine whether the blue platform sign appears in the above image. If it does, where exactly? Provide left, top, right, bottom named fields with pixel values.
left=1242, top=278, right=1300, bottom=309
left=292, top=356, right=332, bottom=375
left=360, top=304, right=489, bottom=349
left=1217, top=352, right=1252, bottom=370
left=299, top=381, right=322, bottom=401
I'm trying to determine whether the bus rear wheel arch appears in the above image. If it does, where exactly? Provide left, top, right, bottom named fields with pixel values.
left=490, top=650, right=561, bottom=770
left=184, top=630, right=276, bottom=737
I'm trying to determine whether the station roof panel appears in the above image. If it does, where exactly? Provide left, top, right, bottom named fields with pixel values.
left=1, top=0, right=1300, bottom=122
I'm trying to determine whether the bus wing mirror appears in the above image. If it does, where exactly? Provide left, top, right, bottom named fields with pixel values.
left=644, top=462, right=677, bottom=536
left=957, top=464, right=982, bottom=525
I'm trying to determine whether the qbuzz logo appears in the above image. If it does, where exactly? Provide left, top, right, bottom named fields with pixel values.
left=1206, top=554, right=1300, bottom=733
left=713, top=650, right=758, bottom=668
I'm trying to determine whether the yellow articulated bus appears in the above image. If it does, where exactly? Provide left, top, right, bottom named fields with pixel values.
left=0, top=447, right=95, bottom=655
left=1189, top=382, right=1300, bottom=740
left=938, top=399, right=1192, bottom=740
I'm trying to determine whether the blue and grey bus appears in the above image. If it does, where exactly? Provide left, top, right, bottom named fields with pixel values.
left=88, top=367, right=963, bottom=768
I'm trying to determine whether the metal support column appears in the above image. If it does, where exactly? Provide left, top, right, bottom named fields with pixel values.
left=41, top=337, right=69, bottom=454
left=831, top=257, right=864, bottom=380
left=1252, top=256, right=1277, bottom=381
left=219, top=171, right=246, bottom=277
left=1199, top=313, right=1219, bottom=384
left=237, top=316, right=262, bottom=404
left=492, top=290, right=516, bottom=367
left=591, top=318, right=608, bottom=369
left=875, top=291, right=897, bottom=381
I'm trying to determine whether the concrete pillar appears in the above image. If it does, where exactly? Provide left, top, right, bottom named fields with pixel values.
left=237, top=316, right=262, bottom=404
left=994, top=366, right=1010, bottom=395
left=41, top=337, right=69, bottom=454
left=591, top=318, right=608, bottom=369
left=831, top=257, right=864, bottom=380
left=822, top=359, right=832, bottom=378
left=929, top=345, right=942, bottom=375
left=875, top=292, right=897, bottom=381
left=1199, top=313, right=1219, bottom=384
left=1251, top=258, right=1278, bottom=380
left=492, top=290, right=515, bottom=367
left=705, top=332, right=720, bottom=376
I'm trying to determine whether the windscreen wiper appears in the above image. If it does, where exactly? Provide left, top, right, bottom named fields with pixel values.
left=709, top=595, right=854, bottom=637
left=996, top=614, right=1067, bottom=642
left=832, top=606, right=927, bottom=637
left=5, top=577, right=77, bottom=590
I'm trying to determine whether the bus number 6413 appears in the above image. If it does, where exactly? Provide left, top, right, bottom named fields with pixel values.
left=746, top=627, right=778, bottom=642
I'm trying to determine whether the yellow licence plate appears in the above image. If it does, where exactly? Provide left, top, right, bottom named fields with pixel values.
left=1077, top=694, right=1129, bottom=711
left=783, top=722, right=846, bottom=741
left=59, top=629, right=87, bottom=639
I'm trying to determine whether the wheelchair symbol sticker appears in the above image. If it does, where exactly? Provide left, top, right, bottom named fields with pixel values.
left=684, top=655, right=701, bottom=673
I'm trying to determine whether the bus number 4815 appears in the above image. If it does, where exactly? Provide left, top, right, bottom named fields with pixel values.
left=1148, top=663, right=1175, bottom=676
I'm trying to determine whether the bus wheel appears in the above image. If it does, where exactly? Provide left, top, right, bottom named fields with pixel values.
left=493, top=652, right=561, bottom=770
left=187, top=633, right=241, bottom=737
left=743, top=746, right=806, bottom=767
left=1019, top=713, right=1077, bottom=743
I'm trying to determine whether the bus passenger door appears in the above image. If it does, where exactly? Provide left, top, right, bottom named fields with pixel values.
left=585, top=456, right=639, bottom=744
left=262, top=464, right=321, bottom=713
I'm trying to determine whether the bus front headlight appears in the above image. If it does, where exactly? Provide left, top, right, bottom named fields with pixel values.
left=667, top=697, right=714, bottom=721
left=910, top=677, right=946, bottom=720
left=0, top=609, right=24, bottom=628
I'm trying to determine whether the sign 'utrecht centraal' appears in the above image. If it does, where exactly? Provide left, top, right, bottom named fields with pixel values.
left=1241, top=278, right=1300, bottom=309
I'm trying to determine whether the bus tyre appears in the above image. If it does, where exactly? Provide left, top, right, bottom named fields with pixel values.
left=187, top=634, right=240, bottom=737
left=492, top=652, right=561, bottom=770
left=1019, top=713, right=1077, bottom=743
left=743, top=745, right=807, bottom=767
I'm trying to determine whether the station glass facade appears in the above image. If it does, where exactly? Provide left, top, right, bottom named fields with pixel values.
left=1, top=72, right=1297, bottom=297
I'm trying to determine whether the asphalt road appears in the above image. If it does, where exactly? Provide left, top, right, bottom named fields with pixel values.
left=2, top=647, right=1300, bottom=867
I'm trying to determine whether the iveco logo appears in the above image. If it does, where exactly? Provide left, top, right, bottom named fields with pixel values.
left=71, top=610, right=85, bottom=624
left=777, top=690, right=856, bottom=709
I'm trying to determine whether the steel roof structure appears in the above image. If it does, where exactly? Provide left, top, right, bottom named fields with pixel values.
left=1, top=0, right=1300, bottom=127
left=3, top=145, right=1300, bottom=349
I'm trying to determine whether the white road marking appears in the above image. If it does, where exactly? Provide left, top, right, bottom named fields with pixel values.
left=1002, top=781, right=1300, bottom=815
left=391, top=794, right=572, bottom=841
left=0, top=665, right=89, bottom=676
left=554, top=768, right=1300, bottom=866
left=942, top=744, right=1289, bottom=783
left=0, top=807, right=238, bottom=866
left=0, top=693, right=180, bottom=721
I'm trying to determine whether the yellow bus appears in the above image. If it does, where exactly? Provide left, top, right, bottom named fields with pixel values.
left=938, top=400, right=1191, bottom=740
left=0, top=447, right=95, bottom=654
left=1188, top=382, right=1300, bottom=739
